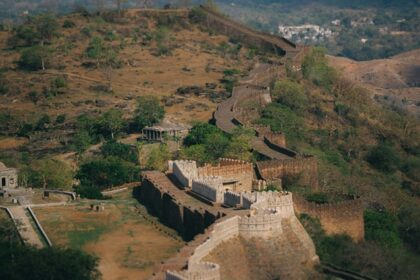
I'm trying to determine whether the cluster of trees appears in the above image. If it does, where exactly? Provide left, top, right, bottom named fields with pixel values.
left=72, top=96, right=164, bottom=154
left=181, top=122, right=254, bottom=163
left=8, top=13, right=60, bottom=71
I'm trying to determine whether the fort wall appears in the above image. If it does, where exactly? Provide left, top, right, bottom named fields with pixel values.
left=239, top=211, right=283, bottom=238
left=293, top=195, right=365, bottom=241
left=172, top=160, right=198, bottom=188
left=199, top=6, right=297, bottom=56
left=257, top=158, right=319, bottom=190
left=223, top=191, right=241, bottom=207
left=263, top=136, right=297, bottom=157
left=263, top=132, right=287, bottom=148
left=139, top=172, right=222, bottom=241
left=192, top=177, right=224, bottom=203
left=165, top=191, right=319, bottom=279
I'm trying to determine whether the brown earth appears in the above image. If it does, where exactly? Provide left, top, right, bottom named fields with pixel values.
left=34, top=192, right=183, bottom=280
left=0, top=12, right=253, bottom=125
left=0, top=137, right=28, bottom=150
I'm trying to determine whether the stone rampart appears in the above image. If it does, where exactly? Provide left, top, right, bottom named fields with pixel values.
left=139, top=171, right=222, bottom=241
left=263, top=132, right=287, bottom=148
left=293, top=195, right=365, bottom=241
left=172, top=160, right=198, bottom=188
left=263, top=136, right=297, bottom=157
left=188, top=216, right=240, bottom=266
left=192, top=177, right=224, bottom=203
left=257, top=157, right=319, bottom=190
left=166, top=262, right=220, bottom=280
left=165, top=191, right=319, bottom=279
left=239, top=211, right=283, bottom=238
left=223, top=191, right=241, bottom=207
left=199, top=6, right=297, bottom=56
left=197, top=159, right=254, bottom=192
left=197, top=161, right=253, bottom=178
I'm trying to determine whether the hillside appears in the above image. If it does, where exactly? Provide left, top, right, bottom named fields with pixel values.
left=328, top=49, right=420, bottom=116
left=0, top=9, right=258, bottom=155
left=0, top=6, right=419, bottom=280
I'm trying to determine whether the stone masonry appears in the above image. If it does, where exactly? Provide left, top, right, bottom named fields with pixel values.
left=0, top=162, right=18, bottom=189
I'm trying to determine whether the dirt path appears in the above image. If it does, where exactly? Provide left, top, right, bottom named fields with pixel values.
left=9, top=206, right=44, bottom=248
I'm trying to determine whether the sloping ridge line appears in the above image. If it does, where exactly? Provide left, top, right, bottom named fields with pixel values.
left=199, top=5, right=297, bottom=53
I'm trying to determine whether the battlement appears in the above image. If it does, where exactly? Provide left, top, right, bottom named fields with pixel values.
left=198, top=160, right=253, bottom=177
left=293, top=195, right=365, bottom=241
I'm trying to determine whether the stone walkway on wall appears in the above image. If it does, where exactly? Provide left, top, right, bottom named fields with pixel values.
left=9, top=206, right=44, bottom=248
left=214, top=63, right=294, bottom=161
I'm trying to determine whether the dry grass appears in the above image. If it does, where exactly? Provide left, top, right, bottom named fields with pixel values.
left=34, top=192, right=183, bottom=280
left=0, top=12, right=252, bottom=126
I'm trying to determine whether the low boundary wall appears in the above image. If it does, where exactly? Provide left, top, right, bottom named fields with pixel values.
left=27, top=206, right=52, bottom=247
left=44, top=190, right=76, bottom=200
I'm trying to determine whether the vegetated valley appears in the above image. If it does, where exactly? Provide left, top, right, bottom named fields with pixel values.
left=0, top=4, right=419, bottom=280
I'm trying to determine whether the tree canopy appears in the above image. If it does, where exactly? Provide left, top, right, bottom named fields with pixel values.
left=132, top=96, right=164, bottom=131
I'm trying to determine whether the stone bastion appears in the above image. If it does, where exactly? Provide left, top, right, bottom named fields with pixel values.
left=165, top=191, right=319, bottom=280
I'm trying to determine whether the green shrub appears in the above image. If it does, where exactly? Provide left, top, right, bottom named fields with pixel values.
left=366, top=143, right=401, bottom=173
left=302, top=47, right=337, bottom=91
left=258, top=103, right=304, bottom=144
left=104, top=30, right=118, bottom=41
left=132, top=96, right=164, bottom=131
left=365, top=209, right=402, bottom=248
left=19, top=46, right=51, bottom=71
left=0, top=242, right=100, bottom=280
left=51, top=76, right=67, bottom=88
left=72, top=130, right=93, bottom=154
left=101, top=140, right=138, bottom=163
left=63, top=19, right=76, bottom=28
left=181, top=144, right=208, bottom=164
left=29, top=159, right=74, bottom=190
left=184, top=122, right=220, bottom=146
left=272, top=80, right=308, bottom=113
left=401, top=157, right=420, bottom=181
left=145, top=144, right=171, bottom=172
left=80, top=27, right=92, bottom=37
left=55, top=114, right=66, bottom=124
left=305, top=192, right=329, bottom=204
left=76, top=157, right=139, bottom=190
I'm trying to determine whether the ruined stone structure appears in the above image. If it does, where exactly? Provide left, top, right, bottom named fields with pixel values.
left=293, top=195, right=365, bottom=241
left=142, top=119, right=190, bottom=142
left=166, top=191, right=319, bottom=280
left=257, top=157, right=319, bottom=190
left=0, top=162, right=18, bottom=189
